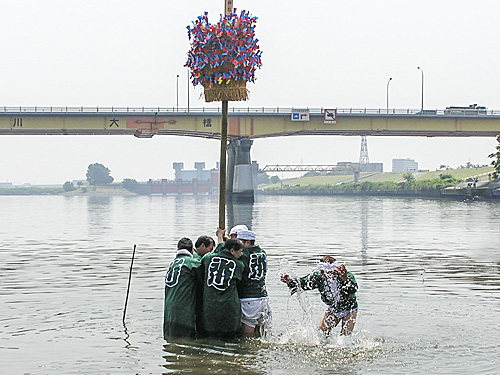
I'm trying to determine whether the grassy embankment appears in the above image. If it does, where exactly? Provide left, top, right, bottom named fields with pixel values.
left=0, top=184, right=136, bottom=196
left=62, top=184, right=136, bottom=196
left=0, top=187, right=64, bottom=195
left=260, top=167, right=495, bottom=192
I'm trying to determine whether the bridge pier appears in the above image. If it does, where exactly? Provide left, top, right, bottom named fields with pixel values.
left=227, top=138, right=255, bottom=203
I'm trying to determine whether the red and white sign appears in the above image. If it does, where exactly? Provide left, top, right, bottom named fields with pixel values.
left=324, top=109, right=337, bottom=124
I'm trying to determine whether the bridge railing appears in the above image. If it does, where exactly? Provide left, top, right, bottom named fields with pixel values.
left=0, top=106, right=326, bottom=114
left=1, top=106, right=500, bottom=116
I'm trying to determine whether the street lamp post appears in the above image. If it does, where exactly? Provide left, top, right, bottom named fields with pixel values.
left=417, top=67, right=424, bottom=112
left=386, top=77, right=392, bottom=112
left=176, top=74, right=180, bottom=111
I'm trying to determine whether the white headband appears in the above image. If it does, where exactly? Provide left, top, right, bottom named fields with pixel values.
left=317, top=261, right=339, bottom=272
left=230, top=224, right=248, bottom=235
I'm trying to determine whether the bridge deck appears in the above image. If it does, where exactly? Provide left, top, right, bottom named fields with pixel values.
left=1, top=107, right=499, bottom=138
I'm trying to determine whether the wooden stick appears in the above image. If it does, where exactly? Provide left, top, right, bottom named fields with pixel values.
left=218, top=0, right=233, bottom=230
left=225, top=0, right=233, bottom=16
left=123, top=244, right=137, bottom=324
left=219, top=100, right=228, bottom=230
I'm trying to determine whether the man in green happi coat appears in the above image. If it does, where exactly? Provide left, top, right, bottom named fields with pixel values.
left=163, top=237, right=203, bottom=340
left=193, top=235, right=215, bottom=261
left=281, top=255, right=358, bottom=336
left=236, top=230, right=271, bottom=337
left=200, top=238, right=245, bottom=339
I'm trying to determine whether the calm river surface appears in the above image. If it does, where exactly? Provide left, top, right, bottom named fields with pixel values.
left=1, top=195, right=499, bottom=374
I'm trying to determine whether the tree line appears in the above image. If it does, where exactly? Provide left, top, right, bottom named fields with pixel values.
left=63, top=163, right=115, bottom=192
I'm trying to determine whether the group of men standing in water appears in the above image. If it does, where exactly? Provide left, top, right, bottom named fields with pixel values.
left=163, top=225, right=270, bottom=340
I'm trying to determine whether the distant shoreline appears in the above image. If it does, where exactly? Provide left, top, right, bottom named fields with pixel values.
left=259, top=187, right=500, bottom=200
left=0, top=185, right=137, bottom=197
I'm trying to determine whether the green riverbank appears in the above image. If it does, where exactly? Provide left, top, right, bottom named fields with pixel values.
left=259, top=167, right=500, bottom=200
left=0, top=185, right=136, bottom=197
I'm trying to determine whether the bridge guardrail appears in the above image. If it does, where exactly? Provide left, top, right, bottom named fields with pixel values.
left=1, top=106, right=500, bottom=116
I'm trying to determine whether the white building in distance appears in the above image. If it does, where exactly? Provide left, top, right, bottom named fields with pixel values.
left=392, top=158, right=418, bottom=173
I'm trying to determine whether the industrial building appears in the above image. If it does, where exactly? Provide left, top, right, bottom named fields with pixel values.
left=392, top=158, right=419, bottom=173
left=137, top=162, right=220, bottom=195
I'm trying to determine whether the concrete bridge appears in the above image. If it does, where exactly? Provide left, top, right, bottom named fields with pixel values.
left=2, top=106, right=500, bottom=201
left=2, top=106, right=500, bottom=138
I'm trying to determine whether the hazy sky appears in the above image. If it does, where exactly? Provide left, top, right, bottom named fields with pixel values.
left=1, top=0, right=499, bottom=185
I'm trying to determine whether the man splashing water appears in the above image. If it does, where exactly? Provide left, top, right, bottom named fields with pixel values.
left=281, top=256, right=358, bottom=336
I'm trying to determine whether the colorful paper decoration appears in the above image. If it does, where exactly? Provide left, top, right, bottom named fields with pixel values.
left=185, top=9, right=262, bottom=102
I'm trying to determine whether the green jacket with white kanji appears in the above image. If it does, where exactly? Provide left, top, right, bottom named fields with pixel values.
left=163, top=251, right=202, bottom=339
left=237, top=245, right=268, bottom=299
left=200, top=250, right=245, bottom=338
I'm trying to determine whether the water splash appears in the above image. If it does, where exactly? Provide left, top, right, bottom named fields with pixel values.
left=275, top=259, right=382, bottom=354
left=254, top=330, right=385, bottom=374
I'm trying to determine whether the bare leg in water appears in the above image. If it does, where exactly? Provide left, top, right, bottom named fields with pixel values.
left=242, top=323, right=255, bottom=336
left=320, top=309, right=357, bottom=336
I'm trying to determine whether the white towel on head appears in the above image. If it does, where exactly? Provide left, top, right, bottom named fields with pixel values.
left=230, top=224, right=248, bottom=235
left=317, top=261, right=339, bottom=272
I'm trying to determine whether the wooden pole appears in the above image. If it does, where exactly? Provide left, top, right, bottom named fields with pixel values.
left=218, top=0, right=232, bottom=231
left=219, top=101, right=228, bottom=230
left=123, top=244, right=137, bottom=324
left=225, top=0, right=233, bottom=16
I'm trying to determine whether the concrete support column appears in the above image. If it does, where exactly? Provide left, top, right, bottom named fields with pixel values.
left=354, top=170, right=360, bottom=184
left=226, top=143, right=236, bottom=200
left=227, top=138, right=254, bottom=203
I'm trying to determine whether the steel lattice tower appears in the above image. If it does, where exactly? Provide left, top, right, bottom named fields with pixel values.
left=359, top=136, right=369, bottom=164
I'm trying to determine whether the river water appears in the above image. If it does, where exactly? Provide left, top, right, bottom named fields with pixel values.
left=1, top=195, right=499, bottom=374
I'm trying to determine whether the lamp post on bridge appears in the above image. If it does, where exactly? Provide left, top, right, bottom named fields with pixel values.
left=176, top=74, right=180, bottom=111
left=417, top=66, right=424, bottom=112
left=386, top=77, right=392, bottom=112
